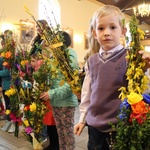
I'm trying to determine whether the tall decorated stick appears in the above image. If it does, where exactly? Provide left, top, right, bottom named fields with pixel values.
left=113, top=15, right=150, bottom=150
left=24, top=5, right=81, bottom=94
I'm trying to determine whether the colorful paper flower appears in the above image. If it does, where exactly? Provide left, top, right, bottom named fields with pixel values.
left=30, top=102, right=36, bottom=112
left=23, top=119, right=30, bottom=127
left=5, top=109, right=10, bottom=115
left=25, top=126, right=33, bottom=134
left=127, top=92, right=143, bottom=105
left=131, top=100, right=149, bottom=114
left=5, top=51, right=12, bottom=59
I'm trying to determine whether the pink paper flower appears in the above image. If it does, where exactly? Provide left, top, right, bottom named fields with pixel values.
left=25, top=126, right=33, bottom=134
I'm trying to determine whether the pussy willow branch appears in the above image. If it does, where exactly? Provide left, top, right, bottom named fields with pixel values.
left=24, top=5, right=79, bottom=88
left=41, top=29, right=75, bottom=79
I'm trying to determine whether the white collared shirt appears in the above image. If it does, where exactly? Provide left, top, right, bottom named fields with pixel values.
left=99, top=44, right=124, bottom=57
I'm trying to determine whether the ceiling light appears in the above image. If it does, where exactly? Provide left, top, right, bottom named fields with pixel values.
left=133, top=2, right=150, bottom=17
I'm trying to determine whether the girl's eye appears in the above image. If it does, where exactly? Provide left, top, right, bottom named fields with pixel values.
left=98, top=27, right=103, bottom=30
left=111, top=26, right=116, bottom=29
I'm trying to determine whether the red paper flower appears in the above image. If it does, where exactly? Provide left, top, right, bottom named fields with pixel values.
left=129, top=113, right=146, bottom=124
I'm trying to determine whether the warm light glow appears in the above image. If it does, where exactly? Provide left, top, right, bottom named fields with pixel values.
left=1, top=23, right=14, bottom=32
left=39, top=0, right=60, bottom=27
left=74, top=34, right=82, bottom=43
left=133, top=3, right=150, bottom=17
left=145, top=46, right=150, bottom=52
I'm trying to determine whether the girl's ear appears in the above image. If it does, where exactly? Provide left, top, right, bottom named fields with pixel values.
left=122, top=27, right=127, bottom=37
left=92, top=29, right=97, bottom=39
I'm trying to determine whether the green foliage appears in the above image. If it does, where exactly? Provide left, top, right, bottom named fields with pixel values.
left=114, top=112, right=150, bottom=150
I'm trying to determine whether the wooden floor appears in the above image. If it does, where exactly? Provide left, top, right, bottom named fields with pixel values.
left=0, top=120, right=33, bottom=150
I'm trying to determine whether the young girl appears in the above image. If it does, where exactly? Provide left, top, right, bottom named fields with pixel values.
left=30, top=53, right=59, bottom=150
left=40, top=31, right=79, bottom=150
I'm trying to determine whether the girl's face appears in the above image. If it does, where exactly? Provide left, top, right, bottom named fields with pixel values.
left=30, top=58, right=38, bottom=69
left=36, top=23, right=43, bottom=35
left=93, top=13, right=124, bottom=51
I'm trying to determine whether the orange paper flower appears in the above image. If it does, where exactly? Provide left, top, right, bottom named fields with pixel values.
left=2, top=61, right=9, bottom=67
left=5, top=51, right=12, bottom=59
left=131, top=100, right=149, bottom=114
left=24, top=105, right=30, bottom=111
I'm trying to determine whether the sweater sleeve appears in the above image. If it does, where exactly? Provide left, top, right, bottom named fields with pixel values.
left=68, top=48, right=79, bottom=70
left=48, top=82, right=73, bottom=101
left=79, top=62, right=91, bottom=123
left=48, top=48, right=78, bottom=102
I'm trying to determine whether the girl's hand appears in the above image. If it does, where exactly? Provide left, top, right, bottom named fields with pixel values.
left=40, top=92, right=50, bottom=101
left=74, top=123, right=85, bottom=136
left=139, top=50, right=150, bottom=69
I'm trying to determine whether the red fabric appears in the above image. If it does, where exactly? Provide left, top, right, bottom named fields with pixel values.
left=0, top=100, right=4, bottom=111
left=43, top=101, right=55, bottom=125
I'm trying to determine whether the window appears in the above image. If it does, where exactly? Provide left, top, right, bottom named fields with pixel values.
left=39, top=0, right=60, bottom=27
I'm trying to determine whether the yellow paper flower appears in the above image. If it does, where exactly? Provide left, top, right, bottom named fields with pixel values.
left=23, top=119, right=29, bottom=127
left=5, top=88, right=16, bottom=97
left=0, top=52, right=5, bottom=57
left=127, top=92, right=143, bottom=105
left=21, top=60, right=28, bottom=66
left=5, top=109, right=10, bottom=115
left=30, top=102, right=36, bottom=112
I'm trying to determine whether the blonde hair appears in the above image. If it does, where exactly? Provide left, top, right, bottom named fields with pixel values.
left=87, top=18, right=100, bottom=54
left=84, top=5, right=125, bottom=63
left=92, top=5, right=125, bottom=30
left=84, top=13, right=100, bottom=63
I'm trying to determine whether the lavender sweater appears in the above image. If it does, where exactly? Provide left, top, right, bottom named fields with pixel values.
left=86, top=48, right=128, bottom=132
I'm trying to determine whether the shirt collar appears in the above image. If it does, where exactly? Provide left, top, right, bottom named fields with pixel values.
left=99, top=44, right=124, bottom=56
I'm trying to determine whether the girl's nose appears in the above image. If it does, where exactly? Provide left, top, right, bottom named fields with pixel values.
left=104, top=29, right=110, bottom=36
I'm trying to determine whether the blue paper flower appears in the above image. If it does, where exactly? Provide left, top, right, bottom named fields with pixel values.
left=118, top=98, right=130, bottom=120
left=143, top=94, right=150, bottom=104
left=120, top=98, right=130, bottom=111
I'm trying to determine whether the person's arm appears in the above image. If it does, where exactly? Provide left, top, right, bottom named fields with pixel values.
left=40, top=48, right=79, bottom=102
left=74, top=62, right=91, bottom=136
left=68, top=48, right=79, bottom=70
left=47, top=48, right=79, bottom=100
left=48, top=82, right=73, bottom=101
left=40, top=75, right=73, bottom=102
left=79, top=62, right=91, bottom=123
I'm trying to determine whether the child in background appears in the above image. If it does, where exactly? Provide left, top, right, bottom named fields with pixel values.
left=30, top=53, right=59, bottom=150
left=77, top=16, right=100, bottom=101
left=0, top=30, right=14, bottom=133
left=30, top=19, right=50, bottom=55
left=74, top=5, right=149, bottom=150
left=40, top=31, right=79, bottom=150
